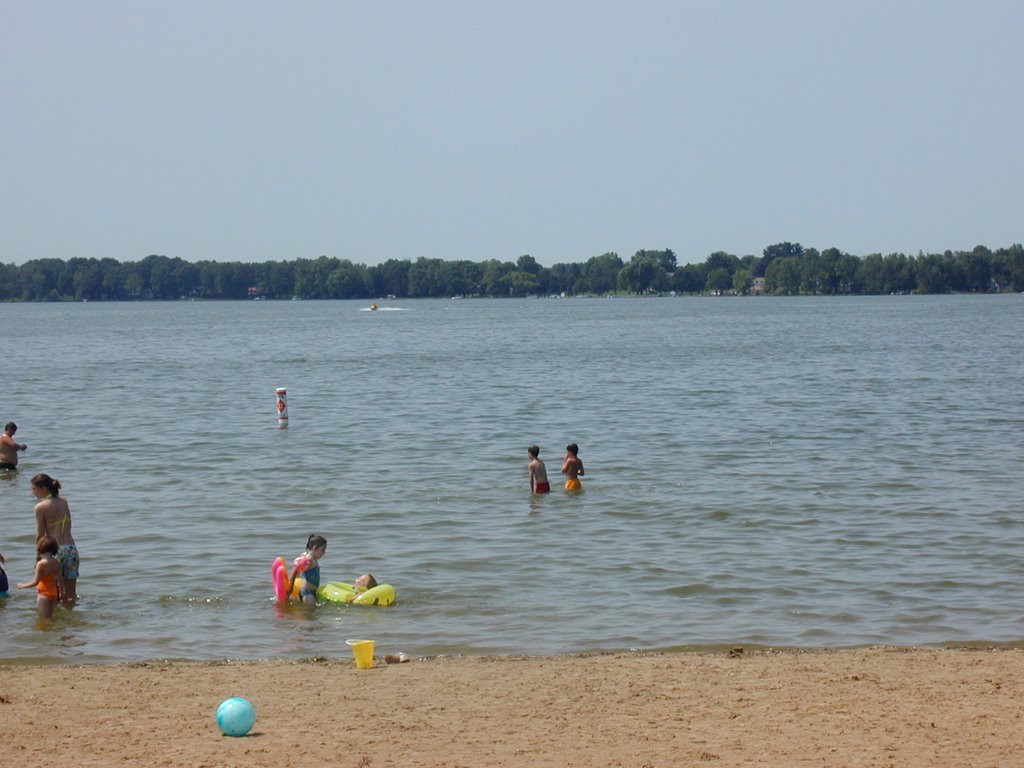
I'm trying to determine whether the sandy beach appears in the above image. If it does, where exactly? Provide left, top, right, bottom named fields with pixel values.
left=1, top=647, right=1021, bottom=767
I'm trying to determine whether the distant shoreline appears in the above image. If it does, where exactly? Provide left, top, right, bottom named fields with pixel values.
left=3, top=243, right=1021, bottom=300
left=2, top=289, right=1022, bottom=304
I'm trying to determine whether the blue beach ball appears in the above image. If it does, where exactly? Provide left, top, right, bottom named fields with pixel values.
left=216, top=697, right=256, bottom=737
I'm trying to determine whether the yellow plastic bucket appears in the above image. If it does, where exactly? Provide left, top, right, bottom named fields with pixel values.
left=346, top=639, right=375, bottom=669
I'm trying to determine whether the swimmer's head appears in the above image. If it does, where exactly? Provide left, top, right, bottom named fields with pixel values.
left=354, top=573, right=377, bottom=591
left=36, top=535, right=58, bottom=557
left=305, top=534, right=327, bottom=557
left=527, top=445, right=540, bottom=458
left=31, top=474, right=61, bottom=496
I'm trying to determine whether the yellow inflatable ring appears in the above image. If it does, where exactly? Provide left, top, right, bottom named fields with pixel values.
left=317, top=582, right=396, bottom=607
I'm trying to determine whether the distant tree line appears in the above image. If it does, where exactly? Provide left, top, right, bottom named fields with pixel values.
left=1, top=242, right=1021, bottom=301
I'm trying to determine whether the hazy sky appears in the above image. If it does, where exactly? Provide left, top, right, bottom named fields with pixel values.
left=3, top=1, right=1021, bottom=267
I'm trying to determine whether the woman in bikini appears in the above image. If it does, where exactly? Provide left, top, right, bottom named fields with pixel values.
left=32, top=473, right=79, bottom=605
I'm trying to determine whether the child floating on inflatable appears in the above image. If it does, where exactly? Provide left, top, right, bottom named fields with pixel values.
left=318, top=572, right=395, bottom=606
left=353, top=573, right=377, bottom=592
left=272, top=540, right=396, bottom=606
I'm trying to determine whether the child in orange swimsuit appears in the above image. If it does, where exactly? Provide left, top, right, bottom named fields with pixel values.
left=17, top=536, right=62, bottom=618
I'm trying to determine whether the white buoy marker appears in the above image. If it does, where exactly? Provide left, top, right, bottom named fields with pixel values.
left=276, top=387, right=288, bottom=429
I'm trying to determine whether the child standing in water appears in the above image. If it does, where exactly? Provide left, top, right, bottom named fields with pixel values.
left=562, top=443, right=584, bottom=491
left=289, top=534, right=327, bottom=605
left=527, top=445, right=550, bottom=494
left=17, top=536, right=62, bottom=617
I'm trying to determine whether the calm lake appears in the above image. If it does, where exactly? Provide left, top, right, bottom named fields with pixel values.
left=1, top=295, right=1021, bottom=663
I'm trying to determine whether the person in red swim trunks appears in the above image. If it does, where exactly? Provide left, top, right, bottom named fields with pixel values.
left=527, top=445, right=550, bottom=494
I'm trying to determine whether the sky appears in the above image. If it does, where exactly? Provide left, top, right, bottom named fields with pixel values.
left=3, top=1, right=1021, bottom=268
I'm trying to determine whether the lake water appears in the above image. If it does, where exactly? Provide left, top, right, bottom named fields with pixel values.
left=1, top=295, right=1021, bottom=664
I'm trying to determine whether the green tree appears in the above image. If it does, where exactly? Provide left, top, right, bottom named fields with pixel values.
left=20, top=259, right=65, bottom=300
left=547, top=263, right=582, bottom=295
left=215, top=262, right=255, bottom=299
left=881, top=253, right=914, bottom=294
left=136, top=255, right=175, bottom=299
left=956, top=246, right=993, bottom=292
left=733, top=268, right=752, bottom=295
left=325, top=260, right=368, bottom=298
left=634, top=249, right=677, bottom=273
left=70, top=258, right=104, bottom=301
left=580, top=252, right=622, bottom=294
left=479, top=259, right=513, bottom=296
left=0, top=261, right=21, bottom=300
left=368, top=258, right=412, bottom=297
left=858, top=254, right=885, bottom=294
left=256, top=260, right=293, bottom=299
left=124, top=267, right=145, bottom=299
left=756, top=242, right=803, bottom=278
left=816, top=248, right=845, bottom=294
left=835, top=252, right=861, bottom=294
left=502, top=270, right=540, bottom=296
left=706, top=267, right=732, bottom=295
left=672, top=263, right=705, bottom=293
left=992, top=243, right=1024, bottom=291
left=705, top=251, right=740, bottom=276
left=617, top=254, right=666, bottom=294
left=407, top=257, right=441, bottom=297
left=797, top=248, right=824, bottom=294
left=194, top=261, right=221, bottom=298
left=293, top=256, right=339, bottom=299
left=914, top=252, right=949, bottom=294
left=446, top=260, right=484, bottom=296
left=766, top=257, right=802, bottom=295
left=516, top=254, right=541, bottom=275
